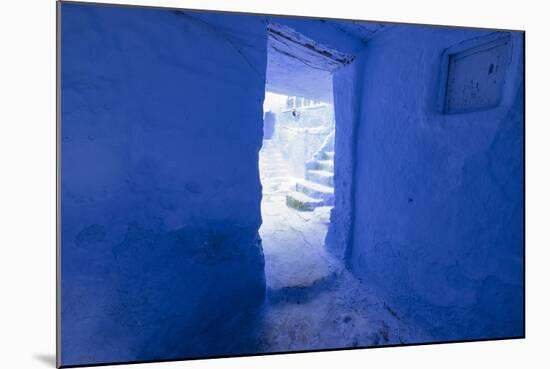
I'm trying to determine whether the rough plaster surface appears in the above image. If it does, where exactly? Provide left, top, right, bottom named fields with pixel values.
left=326, top=58, right=364, bottom=259
left=60, top=4, right=267, bottom=365
left=264, top=17, right=382, bottom=101
left=255, top=269, right=433, bottom=352
left=266, top=23, right=347, bottom=101
left=347, top=26, right=524, bottom=340
left=59, top=3, right=525, bottom=364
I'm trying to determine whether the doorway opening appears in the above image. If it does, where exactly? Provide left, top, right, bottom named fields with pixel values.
left=253, top=21, right=430, bottom=352
left=259, top=23, right=341, bottom=298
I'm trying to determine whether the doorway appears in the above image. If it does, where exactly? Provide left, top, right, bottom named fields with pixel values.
left=252, top=22, right=426, bottom=352
left=259, top=24, right=341, bottom=298
left=259, top=92, right=338, bottom=297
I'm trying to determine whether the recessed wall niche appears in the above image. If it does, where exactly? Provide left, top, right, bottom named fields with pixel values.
left=444, top=35, right=512, bottom=114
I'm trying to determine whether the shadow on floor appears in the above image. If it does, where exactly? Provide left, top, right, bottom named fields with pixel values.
left=33, top=353, right=56, bottom=367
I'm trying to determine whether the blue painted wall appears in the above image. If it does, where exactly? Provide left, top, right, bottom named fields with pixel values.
left=60, top=3, right=268, bottom=365
left=345, top=26, right=524, bottom=340
left=60, top=3, right=525, bottom=364
left=326, top=58, right=364, bottom=259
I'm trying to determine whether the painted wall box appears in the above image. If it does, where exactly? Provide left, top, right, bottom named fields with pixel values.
left=444, top=34, right=513, bottom=114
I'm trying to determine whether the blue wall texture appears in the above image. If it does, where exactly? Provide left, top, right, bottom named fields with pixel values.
left=60, top=2, right=524, bottom=366
left=326, top=58, right=364, bottom=259
left=341, top=26, right=524, bottom=340
left=60, top=3, right=268, bottom=365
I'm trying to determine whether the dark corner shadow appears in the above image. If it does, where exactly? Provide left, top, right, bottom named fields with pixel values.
left=33, top=354, right=56, bottom=367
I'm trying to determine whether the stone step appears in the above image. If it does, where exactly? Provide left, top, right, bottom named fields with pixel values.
left=261, top=170, right=288, bottom=176
left=323, top=151, right=335, bottom=160
left=286, top=191, right=324, bottom=212
left=306, top=170, right=334, bottom=187
left=315, top=159, right=334, bottom=172
left=260, top=158, right=285, bottom=164
left=262, top=176, right=293, bottom=182
left=295, top=179, right=334, bottom=204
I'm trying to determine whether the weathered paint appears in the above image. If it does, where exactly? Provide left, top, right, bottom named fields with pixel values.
left=60, top=3, right=267, bottom=365
left=346, top=25, right=524, bottom=340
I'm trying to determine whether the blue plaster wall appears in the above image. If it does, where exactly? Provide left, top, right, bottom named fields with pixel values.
left=326, top=59, right=364, bottom=259
left=60, top=3, right=268, bottom=366
left=346, top=26, right=524, bottom=341
left=59, top=2, right=525, bottom=363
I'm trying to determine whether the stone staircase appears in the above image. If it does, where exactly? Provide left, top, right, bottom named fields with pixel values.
left=286, top=150, right=334, bottom=211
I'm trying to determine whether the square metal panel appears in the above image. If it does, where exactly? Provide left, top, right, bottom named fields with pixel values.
left=445, top=36, right=512, bottom=114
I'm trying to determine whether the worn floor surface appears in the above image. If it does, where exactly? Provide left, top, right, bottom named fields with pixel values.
left=254, top=139, right=431, bottom=352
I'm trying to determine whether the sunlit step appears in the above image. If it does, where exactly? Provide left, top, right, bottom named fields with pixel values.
left=324, top=151, right=335, bottom=160
left=295, top=179, right=334, bottom=204
left=286, top=191, right=324, bottom=212
left=306, top=170, right=334, bottom=187
left=261, top=170, right=289, bottom=177
left=314, top=159, right=334, bottom=172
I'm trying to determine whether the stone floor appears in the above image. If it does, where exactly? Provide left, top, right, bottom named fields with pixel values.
left=259, top=139, right=339, bottom=294
left=256, top=139, right=432, bottom=352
